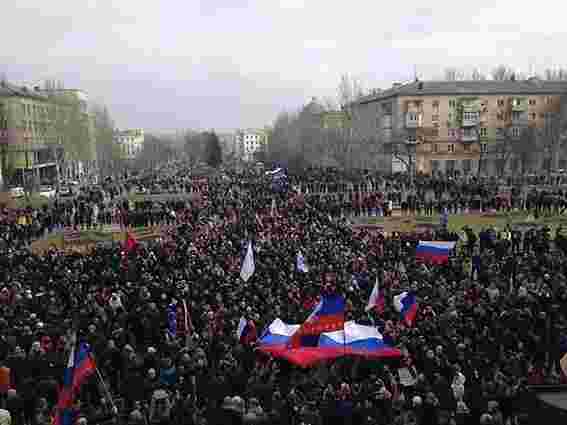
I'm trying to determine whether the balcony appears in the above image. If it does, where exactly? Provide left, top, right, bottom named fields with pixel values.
left=405, top=112, right=422, bottom=128
left=511, top=112, right=528, bottom=126
left=511, top=98, right=528, bottom=112
left=462, top=112, right=480, bottom=127
left=461, top=129, right=477, bottom=143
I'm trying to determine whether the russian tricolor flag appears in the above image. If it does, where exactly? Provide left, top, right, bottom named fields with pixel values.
left=240, top=241, right=255, bottom=282
left=289, top=294, right=345, bottom=348
left=365, top=277, right=385, bottom=314
left=257, top=319, right=401, bottom=367
left=236, top=317, right=258, bottom=345
left=318, top=321, right=402, bottom=359
left=53, top=336, right=96, bottom=425
left=560, top=336, right=567, bottom=378
left=297, top=251, right=309, bottom=273
left=258, top=318, right=300, bottom=346
left=393, top=292, right=418, bottom=327
left=415, top=241, right=456, bottom=264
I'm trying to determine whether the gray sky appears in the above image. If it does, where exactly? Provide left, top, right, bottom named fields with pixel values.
left=1, top=0, right=565, bottom=131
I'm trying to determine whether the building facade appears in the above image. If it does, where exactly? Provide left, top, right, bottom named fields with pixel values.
left=0, top=81, right=97, bottom=187
left=353, top=79, right=567, bottom=175
left=114, top=129, right=144, bottom=160
left=235, top=129, right=268, bottom=162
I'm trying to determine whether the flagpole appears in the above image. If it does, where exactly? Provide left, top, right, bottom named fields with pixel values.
left=93, top=362, right=118, bottom=415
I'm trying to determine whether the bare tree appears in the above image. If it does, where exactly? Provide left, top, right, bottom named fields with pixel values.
left=137, top=134, right=178, bottom=169
left=322, top=96, right=339, bottom=111
left=443, top=67, right=467, bottom=81
left=184, top=130, right=205, bottom=165
left=491, top=65, right=516, bottom=81
left=515, top=127, right=540, bottom=174
left=43, top=91, right=94, bottom=184
left=541, top=93, right=567, bottom=173
left=543, top=68, right=567, bottom=81
left=471, top=68, right=487, bottom=81
left=336, top=74, right=376, bottom=169
left=91, top=104, right=120, bottom=179
left=492, top=131, right=514, bottom=176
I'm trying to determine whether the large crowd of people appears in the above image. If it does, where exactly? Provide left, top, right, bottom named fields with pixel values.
left=1, top=165, right=566, bottom=425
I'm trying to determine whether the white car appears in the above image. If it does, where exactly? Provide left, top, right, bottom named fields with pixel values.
left=9, top=187, right=25, bottom=199
left=39, top=186, right=56, bottom=199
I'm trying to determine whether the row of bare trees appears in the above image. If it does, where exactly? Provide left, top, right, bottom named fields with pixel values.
left=266, top=75, right=376, bottom=170
left=365, top=67, right=567, bottom=176
left=443, top=65, right=567, bottom=82
left=265, top=66, right=567, bottom=175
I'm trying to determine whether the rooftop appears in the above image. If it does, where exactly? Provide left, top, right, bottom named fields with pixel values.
left=358, top=78, right=567, bottom=104
left=0, top=81, right=49, bottom=100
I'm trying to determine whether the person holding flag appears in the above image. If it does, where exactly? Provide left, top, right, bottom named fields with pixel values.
left=365, top=277, right=385, bottom=315
left=52, top=333, right=99, bottom=425
left=236, top=316, right=258, bottom=345
left=393, top=291, right=418, bottom=327
left=240, top=241, right=255, bottom=282
left=296, top=251, right=309, bottom=273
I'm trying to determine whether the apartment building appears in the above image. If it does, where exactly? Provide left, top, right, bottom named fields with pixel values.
left=114, top=128, right=144, bottom=160
left=235, top=129, right=268, bottom=162
left=0, top=81, right=97, bottom=186
left=353, top=78, right=567, bottom=175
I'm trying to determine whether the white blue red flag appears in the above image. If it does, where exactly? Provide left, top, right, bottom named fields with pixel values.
left=240, top=241, right=255, bottom=282
left=415, top=241, right=456, bottom=264
left=393, top=292, right=418, bottom=327
left=289, top=294, right=345, bottom=348
left=236, top=317, right=258, bottom=345
left=365, top=277, right=385, bottom=314
left=296, top=251, right=309, bottom=273
left=53, top=335, right=96, bottom=425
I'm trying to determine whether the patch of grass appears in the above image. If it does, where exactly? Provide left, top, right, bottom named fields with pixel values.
left=353, top=212, right=567, bottom=233
left=15, top=195, right=50, bottom=209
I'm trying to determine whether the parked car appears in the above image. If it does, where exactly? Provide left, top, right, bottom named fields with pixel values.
left=39, top=186, right=56, bottom=199
left=58, top=186, right=74, bottom=197
left=9, top=187, right=25, bottom=199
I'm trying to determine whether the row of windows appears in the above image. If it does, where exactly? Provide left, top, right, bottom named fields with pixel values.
left=21, top=102, right=88, bottom=117
left=399, top=97, right=553, bottom=115
left=447, top=97, right=553, bottom=108
left=21, top=103, right=52, bottom=117
left=398, top=111, right=549, bottom=130
left=429, top=143, right=489, bottom=153
left=432, top=158, right=560, bottom=173
left=400, top=126, right=522, bottom=140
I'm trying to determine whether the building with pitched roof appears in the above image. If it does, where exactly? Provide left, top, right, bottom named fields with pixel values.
left=352, top=78, right=567, bottom=175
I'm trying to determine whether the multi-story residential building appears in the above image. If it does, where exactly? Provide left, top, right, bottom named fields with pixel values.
left=114, top=129, right=144, bottom=160
left=352, top=78, right=567, bottom=175
left=0, top=81, right=97, bottom=187
left=235, top=129, right=268, bottom=162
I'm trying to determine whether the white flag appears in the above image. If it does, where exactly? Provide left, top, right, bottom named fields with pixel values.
left=296, top=251, right=309, bottom=273
left=240, top=241, right=255, bottom=282
left=271, top=199, right=277, bottom=217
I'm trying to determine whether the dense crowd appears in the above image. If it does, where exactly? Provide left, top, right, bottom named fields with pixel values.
left=1, top=166, right=566, bottom=425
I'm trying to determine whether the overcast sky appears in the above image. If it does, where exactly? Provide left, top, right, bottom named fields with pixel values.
left=1, top=0, right=565, bottom=131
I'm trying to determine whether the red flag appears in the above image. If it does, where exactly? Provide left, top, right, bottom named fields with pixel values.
left=124, top=232, right=138, bottom=253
